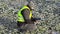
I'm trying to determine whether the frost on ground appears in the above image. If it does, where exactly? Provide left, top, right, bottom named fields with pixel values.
left=0, top=0, right=60, bottom=34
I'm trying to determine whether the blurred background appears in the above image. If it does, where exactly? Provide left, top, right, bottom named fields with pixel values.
left=0, top=0, right=60, bottom=34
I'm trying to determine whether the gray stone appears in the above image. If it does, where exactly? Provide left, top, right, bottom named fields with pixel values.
left=55, top=2, right=60, bottom=7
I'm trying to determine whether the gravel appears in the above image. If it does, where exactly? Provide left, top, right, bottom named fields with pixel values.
left=0, top=0, right=60, bottom=34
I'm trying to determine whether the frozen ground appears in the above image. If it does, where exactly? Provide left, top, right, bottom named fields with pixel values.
left=0, top=0, right=60, bottom=34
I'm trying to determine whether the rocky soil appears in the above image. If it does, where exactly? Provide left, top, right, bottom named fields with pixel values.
left=0, top=0, right=60, bottom=34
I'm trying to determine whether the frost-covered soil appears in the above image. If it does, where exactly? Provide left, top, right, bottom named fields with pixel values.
left=0, top=0, right=60, bottom=34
